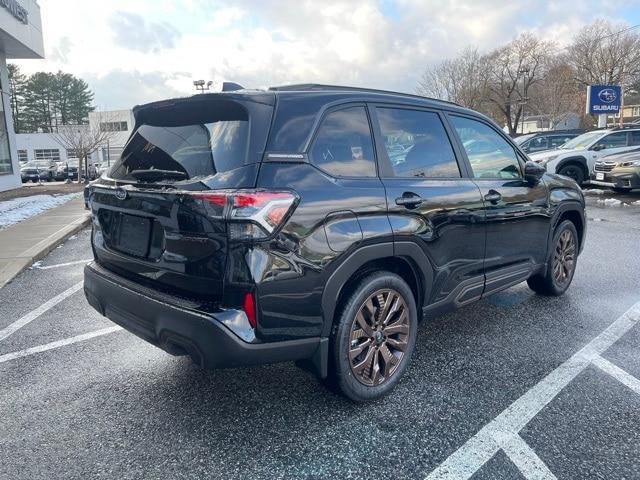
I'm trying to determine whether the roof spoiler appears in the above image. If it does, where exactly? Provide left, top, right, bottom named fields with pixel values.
left=222, top=82, right=245, bottom=92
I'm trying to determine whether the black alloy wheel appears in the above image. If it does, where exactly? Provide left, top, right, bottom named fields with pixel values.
left=348, top=289, right=410, bottom=387
left=329, top=272, right=417, bottom=402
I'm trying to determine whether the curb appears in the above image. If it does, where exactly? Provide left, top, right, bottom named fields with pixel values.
left=0, top=214, right=91, bottom=289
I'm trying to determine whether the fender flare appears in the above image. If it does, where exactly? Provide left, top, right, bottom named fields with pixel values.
left=546, top=200, right=586, bottom=254
left=555, top=156, right=588, bottom=176
left=320, top=241, right=434, bottom=337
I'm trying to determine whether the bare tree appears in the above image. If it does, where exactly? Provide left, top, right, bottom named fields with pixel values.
left=417, top=47, right=489, bottom=110
left=527, top=54, right=583, bottom=127
left=49, top=112, right=119, bottom=183
left=484, top=33, right=554, bottom=135
left=569, top=20, right=640, bottom=88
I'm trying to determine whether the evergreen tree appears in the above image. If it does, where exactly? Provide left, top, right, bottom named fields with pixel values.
left=21, top=72, right=55, bottom=133
left=7, top=64, right=27, bottom=133
left=9, top=69, right=95, bottom=133
left=63, top=75, right=94, bottom=125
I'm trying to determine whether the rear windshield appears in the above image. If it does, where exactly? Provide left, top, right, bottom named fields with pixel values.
left=108, top=117, right=249, bottom=183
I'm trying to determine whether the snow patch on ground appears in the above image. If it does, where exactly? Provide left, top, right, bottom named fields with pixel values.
left=596, top=198, right=624, bottom=206
left=0, top=193, right=81, bottom=230
left=583, top=189, right=606, bottom=195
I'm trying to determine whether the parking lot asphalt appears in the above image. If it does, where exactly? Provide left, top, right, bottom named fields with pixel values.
left=1, top=191, right=640, bottom=480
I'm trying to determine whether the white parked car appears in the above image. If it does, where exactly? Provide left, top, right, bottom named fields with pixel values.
left=528, top=127, right=640, bottom=185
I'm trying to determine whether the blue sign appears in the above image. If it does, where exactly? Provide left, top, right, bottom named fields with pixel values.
left=586, top=85, right=622, bottom=115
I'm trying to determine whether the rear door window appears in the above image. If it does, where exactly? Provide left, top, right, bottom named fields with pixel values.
left=594, top=132, right=628, bottom=149
left=450, top=115, right=521, bottom=179
left=109, top=117, right=249, bottom=182
left=309, top=106, right=376, bottom=177
left=376, top=107, right=460, bottom=178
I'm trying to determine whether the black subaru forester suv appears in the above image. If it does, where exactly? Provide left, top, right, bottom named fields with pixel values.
left=84, top=84, right=586, bottom=401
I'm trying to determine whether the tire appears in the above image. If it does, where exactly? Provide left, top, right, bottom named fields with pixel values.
left=612, top=187, right=631, bottom=194
left=557, top=164, right=585, bottom=185
left=527, top=220, right=579, bottom=296
left=328, top=272, right=418, bottom=402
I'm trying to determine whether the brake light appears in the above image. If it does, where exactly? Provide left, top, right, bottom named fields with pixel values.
left=191, top=190, right=298, bottom=240
left=243, top=292, right=257, bottom=329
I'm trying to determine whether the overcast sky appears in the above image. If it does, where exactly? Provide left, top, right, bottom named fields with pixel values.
left=14, top=0, right=640, bottom=110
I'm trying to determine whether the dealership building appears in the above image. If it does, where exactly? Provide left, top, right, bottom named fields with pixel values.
left=0, top=0, right=43, bottom=192
left=15, top=109, right=135, bottom=169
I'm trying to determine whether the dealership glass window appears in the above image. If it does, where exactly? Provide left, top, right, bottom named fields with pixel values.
left=450, top=115, right=520, bottom=179
left=99, top=121, right=128, bottom=132
left=34, top=149, right=61, bottom=162
left=632, top=106, right=640, bottom=117
left=376, top=107, right=460, bottom=178
left=17, top=150, right=28, bottom=163
left=0, top=95, right=11, bottom=175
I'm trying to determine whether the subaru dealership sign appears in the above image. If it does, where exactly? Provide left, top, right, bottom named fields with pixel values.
left=586, top=85, right=622, bottom=115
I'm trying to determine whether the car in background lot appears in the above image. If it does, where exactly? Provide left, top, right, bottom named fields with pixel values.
left=55, top=159, right=80, bottom=180
left=529, top=127, right=640, bottom=185
left=56, top=159, right=99, bottom=181
left=590, top=147, right=640, bottom=193
left=514, top=130, right=584, bottom=154
left=20, top=160, right=57, bottom=182
left=84, top=84, right=587, bottom=402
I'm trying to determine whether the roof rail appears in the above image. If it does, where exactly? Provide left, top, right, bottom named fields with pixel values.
left=610, top=124, right=640, bottom=130
left=268, top=83, right=461, bottom=107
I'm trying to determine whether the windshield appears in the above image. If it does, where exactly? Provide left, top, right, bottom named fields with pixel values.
left=108, top=118, right=249, bottom=182
left=514, top=134, right=536, bottom=145
left=559, top=131, right=605, bottom=150
left=23, top=161, right=50, bottom=168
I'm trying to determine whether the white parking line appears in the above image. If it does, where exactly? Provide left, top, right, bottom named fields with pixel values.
left=592, top=356, right=640, bottom=395
left=0, top=281, right=83, bottom=342
left=426, top=300, right=640, bottom=480
left=501, top=435, right=557, bottom=480
left=35, top=260, right=92, bottom=270
left=0, top=326, right=122, bottom=364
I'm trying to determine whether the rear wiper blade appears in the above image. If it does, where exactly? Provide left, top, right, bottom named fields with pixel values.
left=130, top=169, right=187, bottom=181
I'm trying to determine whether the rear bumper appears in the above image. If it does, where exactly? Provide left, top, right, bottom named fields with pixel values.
left=84, top=262, right=321, bottom=369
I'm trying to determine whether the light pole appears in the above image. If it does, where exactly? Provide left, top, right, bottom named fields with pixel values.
left=519, top=67, right=531, bottom=134
left=519, top=97, right=530, bottom=134
left=193, top=80, right=213, bottom=93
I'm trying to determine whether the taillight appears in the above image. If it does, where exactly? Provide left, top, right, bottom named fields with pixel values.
left=190, top=190, right=298, bottom=240
left=242, top=291, right=257, bottom=329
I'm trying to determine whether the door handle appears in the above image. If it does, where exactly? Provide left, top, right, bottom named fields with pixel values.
left=484, top=190, right=502, bottom=204
left=395, top=193, right=423, bottom=208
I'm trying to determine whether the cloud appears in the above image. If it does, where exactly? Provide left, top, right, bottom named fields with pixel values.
left=13, top=0, right=640, bottom=109
left=109, top=11, right=182, bottom=53
left=48, top=36, right=72, bottom=64
left=86, top=70, right=189, bottom=110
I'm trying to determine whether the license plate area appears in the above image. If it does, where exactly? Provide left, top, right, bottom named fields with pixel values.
left=596, top=172, right=605, bottom=181
left=112, top=213, right=152, bottom=258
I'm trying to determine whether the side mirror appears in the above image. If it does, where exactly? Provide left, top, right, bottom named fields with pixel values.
left=524, top=160, right=546, bottom=185
left=591, top=144, right=605, bottom=151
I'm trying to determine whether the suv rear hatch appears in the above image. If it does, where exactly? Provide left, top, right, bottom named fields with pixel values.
left=89, top=93, right=277, bottom=303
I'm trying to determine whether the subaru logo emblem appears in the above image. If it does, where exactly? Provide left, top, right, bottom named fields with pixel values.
left=115, top=188, right=127, bottom=200
left=598, top=88, right=617, bottom=103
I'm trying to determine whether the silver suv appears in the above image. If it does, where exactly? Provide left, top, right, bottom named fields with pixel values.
left=528, top=127, right=640, bottom=185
